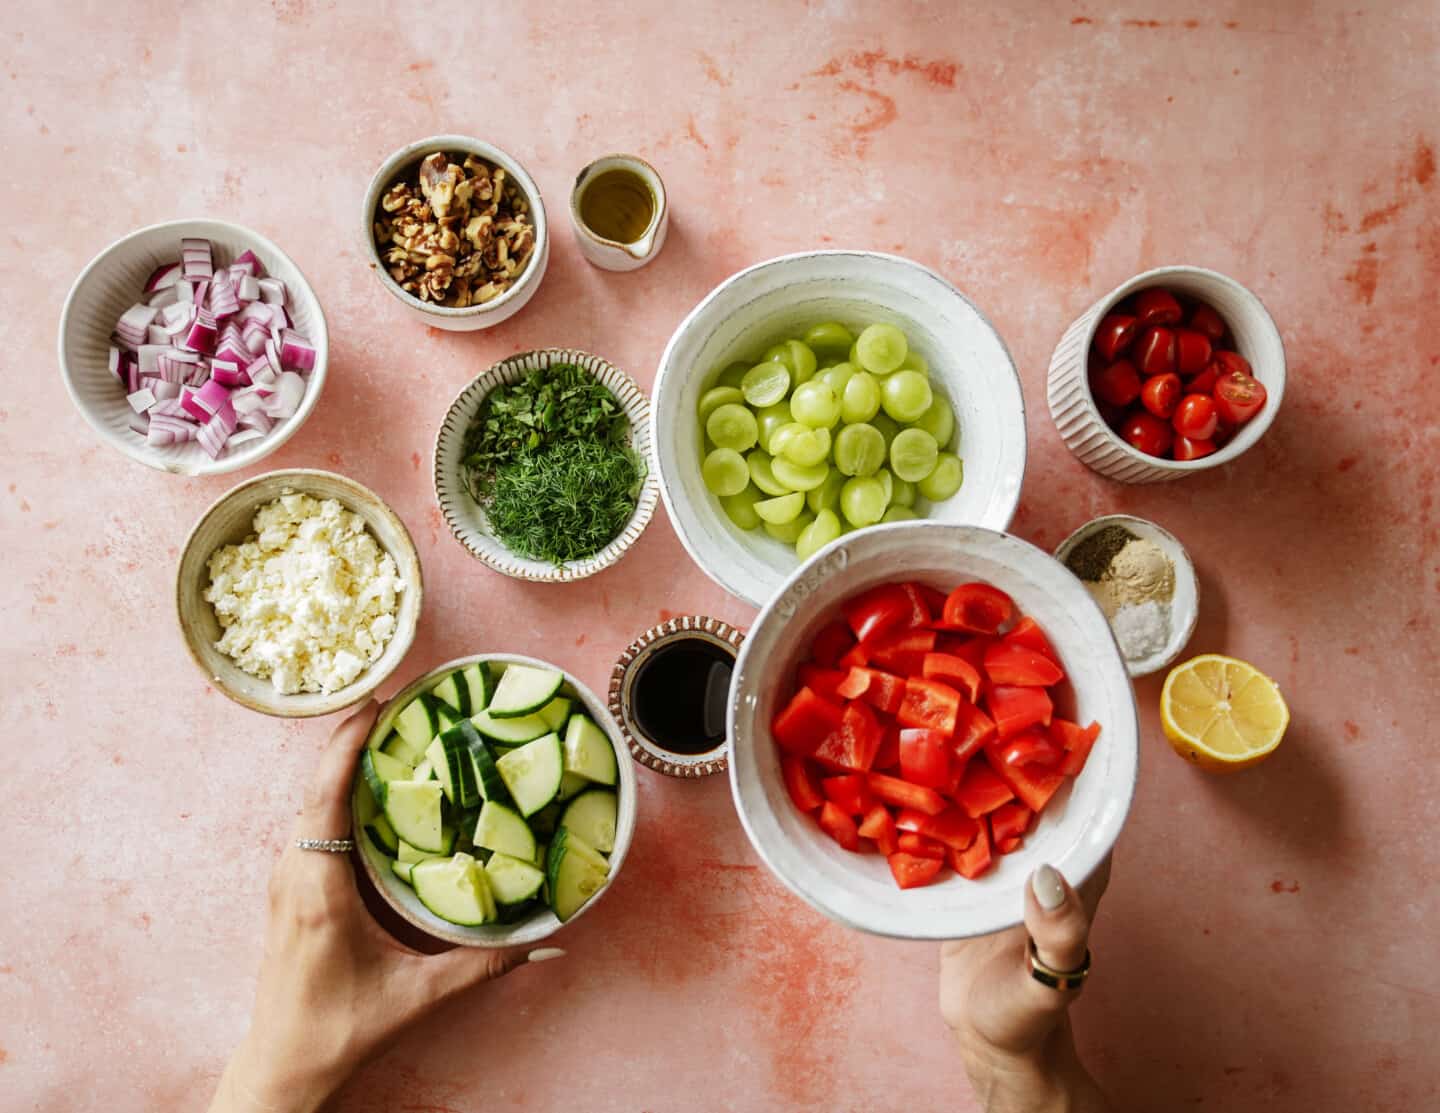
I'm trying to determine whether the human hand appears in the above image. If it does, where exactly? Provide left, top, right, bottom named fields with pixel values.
left=208, top=701, right=564, bottom=1113
left=940, top=858, right=1114, bottom=1113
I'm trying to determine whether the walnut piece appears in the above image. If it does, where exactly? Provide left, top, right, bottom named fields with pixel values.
left=373, top=151, right=536, bottom=307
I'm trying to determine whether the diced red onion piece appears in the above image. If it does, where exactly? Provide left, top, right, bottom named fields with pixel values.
left=264, top=371, right=305, bottom=418
left=117, top=303, right=159, bottom=339
left=237, top=274, right=261, bottom=302
left=147, top=285, right=180, bottom=309
left=226, top=428, right=267, bottom=449
left=193, top=378, right=230, bottom=414
left=176, top=280, right=195, bottom=304
left=127, top=388, right=157, bottom=413
left=181, top=388, right=210, bottom=422
left=145, top=261, right=183, bottom=293
left=146, top=325, right=170, bottom=345
left=150, top=380, right=182, bottom=401
left=257, top=277, right=285, bottom=305
left=198, top=417, right=229, bottom=458
left=209, top=271, right=241, bottom=318
left=210, top=359, right=249, bottom=387
left=182, top=238, right=214, bottom=279
left=108, top=347, right=123, bottom=379
left=276, top=329, right=316, bottom=373
left=183, top=311, right=217, bottom=355
left=234, top=250, right=263, bottom=278
left=128, top=411, right=150, bottom=436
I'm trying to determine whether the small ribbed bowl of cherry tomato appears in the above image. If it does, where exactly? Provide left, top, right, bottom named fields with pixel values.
left=1046, top=265, right=1285, bottom=483
left=727, top=521, right=1139, bottom=940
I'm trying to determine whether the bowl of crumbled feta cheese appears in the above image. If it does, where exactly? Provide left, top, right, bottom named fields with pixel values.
left=176, top=469, right=423, bottom=716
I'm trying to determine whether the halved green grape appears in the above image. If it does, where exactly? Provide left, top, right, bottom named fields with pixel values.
left=882, top=506, right=919, bottom=523
left=763, top=343, right=794, bottom=370
left=840, top=476, right=887, bottom=527
left=889, top=427, right=939, bottom=483
left=855, top=323, right=908, bottom=375
left=879, top=370, right=933, bottom=423
left=806, top=468, right=846, bottom=514
left=871, top=412, right=902, bottom=448
left=890, top=474, right=917, bottom=508
left=786, top=340, right=817, bottom=385
left=795, top=509, right=842, bottom=561
left=721, top=484, right=763, bottom=530
left=918, top=452, right=963, bottom=501
left=755, top=491, right=805, bottom=525
left=716, top=361, right=750, bottom=389
left=834, top=423, right=886, bottom=477
left=840, top=371, right=881, bottom=424
left=820, top=362, right=857, bottom=396
left=874, top=468, right=894, bottom=507
left=913, top=395, right=955, bottom=448
left=899, top=350, right=929, bottom=375
left=771, top=456, right=830, bottom=492
left=746, top=450, right=793, bottom=496
left=706, top=403, right=759, bottom=452
left=698, top=386, right=745, bottom=425
left=767, top=422, right=799, bottom=460
left=776, top=424, right=831, bottom=468
left=755, top=401, right=793, bottom=453
left=702, top=447, right=750, bottom=497
left=764, top=510, right=814, bottom=544
left=804, top=322, right=854, bottom=351
left=789, top=380, right=840, bottom=428
left=742, top=362, right=791, bottom=408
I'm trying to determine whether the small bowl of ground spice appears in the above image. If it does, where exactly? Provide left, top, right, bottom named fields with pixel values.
left=1055, top=514, right=1198, bottom=678
left=434, top=348, right=659, bottom=581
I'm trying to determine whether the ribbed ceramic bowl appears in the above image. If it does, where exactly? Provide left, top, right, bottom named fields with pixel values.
left=434, top=348, right=658, bottom=581
left=653, top=251, right=1027, bottom=608
left=354, top=653, right=637, bottom=948
left=729, top=522, right=1139, bottom=940
left=361, top=134, right=549, bottom=331
left=175, top=469, right=423, bottom=717
left=59, top=219, right=328, bottom=476
left=1047, top=265, right=1285, bottom=483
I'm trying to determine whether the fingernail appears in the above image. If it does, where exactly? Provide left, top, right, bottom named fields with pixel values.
left=1032, top=864, right=1066, bottom=911
left=527, top=947, right=566, bottom=964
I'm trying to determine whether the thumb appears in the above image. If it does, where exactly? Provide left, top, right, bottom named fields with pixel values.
left=422, top=944, right=566, bottom=999
left=294, top=699, right=380, bottom=842
left=1025, top=863, right=1092, bottom=976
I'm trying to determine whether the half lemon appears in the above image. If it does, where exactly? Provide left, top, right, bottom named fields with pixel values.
left=1161, top=654, right=1289, bottom=772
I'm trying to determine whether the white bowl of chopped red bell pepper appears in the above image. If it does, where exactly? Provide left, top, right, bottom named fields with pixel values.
left=728, top=521, right=1138, bottom=939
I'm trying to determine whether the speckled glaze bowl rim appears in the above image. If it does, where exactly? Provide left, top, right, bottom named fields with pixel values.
left=353, top=652, right=637, bottom=948
left=433, top=347, right=659, bottom=581
left=58, top=217, right=330, bottom=477
left=1073, top=264, right=1286, bottom=472
left=174, top=468, right=423, bottom=718
left=360, top=133, right=548, bottom=319
left=1053, top=513, right=1200, bottom=678
left=608, top=614, right=745, bottom=778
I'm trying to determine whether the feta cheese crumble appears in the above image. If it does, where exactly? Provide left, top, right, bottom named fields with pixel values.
left=204, top=492, right=406, bottom=694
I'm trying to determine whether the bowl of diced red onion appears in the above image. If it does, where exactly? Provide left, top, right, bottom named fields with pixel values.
left=58, top=219, right=327, bottom=476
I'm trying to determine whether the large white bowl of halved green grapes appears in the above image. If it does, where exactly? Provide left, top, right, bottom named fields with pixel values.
left=352, top=653, right=635, bottom=947
left=654, top=251, right=1027, bottom=607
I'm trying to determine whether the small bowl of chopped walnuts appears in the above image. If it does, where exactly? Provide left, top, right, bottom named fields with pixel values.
left=362, top=135, right=548, bottom=331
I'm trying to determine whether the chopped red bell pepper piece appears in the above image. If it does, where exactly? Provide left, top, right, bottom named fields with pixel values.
left=821, top=773, right=875, bottom=816
left=940, top=582, right=1015, bottom=634
left=1050, top=718, right=1102, bottom=777
left=986, top=685, right=1053, bottom=739
left=772, top=686, right=846, bottom=756
left=867, top=772, right=948, bottom=815
left=872, top=723, right=900, bottom=771
left=954, top=760, right=1016, bottom=818
left=813, top=699, right=885, bottom=772
left=797, top=663, right=849, bottom=703
left=818, top=801, right=861, bottom=851
left=1003, top=616, right=1060, bottom=665
left=982, top=641, right=1065, bottom=687
left=983, top=742, right=1067, bottom=813
left=866, top=627, right=937, bottom=675
left=888, top=850, right=945, bottom=889
left=920, top=652, right=982, bottom=702
left=916, top=806, right=979, bottom=851
left=835, top=666, right=906, bottom=716
left=995, top=835, right=1024, bottom=855
left=810, top=619, right=855, bottom=667
left=952, top=819, right=993, bottom=878
left=953, top=701, right=998, bottom=763
left=859, top=804, right=899, bottom=855
left=781, top=755, right=824, bottom=812
left=998, top=729, right=1065, bottom=769
left=897, top=831, right=946, bottom=859
left=898, top=728, right=951, bottom=789
left=844, top=583, right=925, bottom=643
left=897, top=677, right=962, bottom=734
left=988, top=801, right=1033, bottom=844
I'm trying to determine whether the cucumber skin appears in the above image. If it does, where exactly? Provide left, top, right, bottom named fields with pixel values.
left=488, top=665, right=565, bottom=720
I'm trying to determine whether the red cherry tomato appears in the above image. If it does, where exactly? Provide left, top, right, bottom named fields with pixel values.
left=1140, top=372, right=1181, bottom=419
left=1210, top=349, right=1253, bottom=378
left=1133, top=288, right=1183, bottom=328
left=1174, top=329, right=1213, bottom=376
left=1173, top=434, right=1218, bottom=461
left=1213, top=370, right=1268, bottom=426
left=1172, top=394, right=1219, bottom=441
left=1120, top=410, right=1174, bottom=457
left=1088, top=359, right=1141, bottom=407
left=1188, top=302, right=1227, bottom=342
left=1093, top=314, right=1139, bottom=361
left=1136, top=327, right=1177, bottom=376
left=1188, top=364, right=1221, bottom=395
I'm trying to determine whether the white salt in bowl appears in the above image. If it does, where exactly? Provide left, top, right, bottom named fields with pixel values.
left=58, top=218, right=328, bottom=476
left=1053, top=514, right=1199, bottom=678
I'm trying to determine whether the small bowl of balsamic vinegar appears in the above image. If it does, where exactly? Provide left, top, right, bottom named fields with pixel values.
left=609, top=615, right=744, bottom=777
left=569, top=154, right=669, bottom=272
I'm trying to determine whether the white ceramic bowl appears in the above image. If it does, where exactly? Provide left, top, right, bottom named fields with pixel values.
left=175, top=469, right=423, bottom=717
left=58, top=219, right=328, bottom=476
left=361, top=135, right=549, bottom=331
left=1054, top=514, right=1199, bottom=679
left=728, top=522, right=1139, bottom=940
left=653, top=251, right=1027, bottom=608
left=355, top=654, right=637, bottom=948
left=1047, top=265, right=1285, bottom=483
left=433, top=348, right=658, bottom=580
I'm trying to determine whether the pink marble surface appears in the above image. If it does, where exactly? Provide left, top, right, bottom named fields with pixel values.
left=3, top=1, right=1437, bottom=1109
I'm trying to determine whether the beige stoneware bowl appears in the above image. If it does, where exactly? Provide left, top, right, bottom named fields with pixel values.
left=354, top=653, right=638, bottom=948
left=175, top=469, right=423, bottom=717
left=434, top=348, right=658, bottom=581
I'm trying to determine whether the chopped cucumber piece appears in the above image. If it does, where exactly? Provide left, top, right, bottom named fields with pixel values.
left=527, top=801, right=562, bottom=839
left=381, top=730, right=427, bottom=768
left=546, top=829, right=610, bottom=923
left=489, top=664, right=565, bottom=719
left=395, top=694, right=441, bottom=752
left=560, top=790, right=618, bottom=854
left=361, top=749, right=412, bottom=807
left=537, top=695, right=573, bottom=732
left=353, top=775, right=381, bottom=826
left=462, top=662, right=495, bottom=713
left=391, top=859, right=416, bottom=884
left=473, top=800, right=538, bottom=861
left=485, top=852, right=546, bottom=905
left=364, top=815, right=400, bottom=857
left=471, top=708, right=551, bottom=745
left=413, top=758, right=435, bottom=782
left=496, top=732, right=564, bottom=817
left=557, top=771, right=591, bottom=801
left=467, top=737, right=510, bottom=804
left=434, top=702, right=461, bottom=733
left=382, top=780, right=446, bottom=854
left=411, top=852, right=497, bottom=926
left=398, top=830, right=454, bottom=863
left=562, top=715, right=618, bottom=786
left=431, top=672, right=471, bottom=717
left=427, top=722, right=482, bottom=808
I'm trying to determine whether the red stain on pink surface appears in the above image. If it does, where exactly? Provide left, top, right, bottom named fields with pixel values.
left=696, top=859, right=759, bottom=873
left=410, top=452, right=421, bottom=470
left=684, top=117, right=710, bottom=151
left=1071, top=16, right=1093, bottom=24
left=1337, top=456, right=1358, bottom=471
left=1345, top=254, right=1379, bottom=304
left=1271, top=879, right=1301, bottom=894
left=657, top=608, right=678, bottom=622
left=812, top=49, right=958, bottom=89
left=1123, top=18, right=1167, bottom=28
left=573, top=633, right=586, bottom=647
left=326, top=452, right=343, bottom=466
left=697, top=50, right=730, bottom=87
left=406, top=60, right=433, bottom=72
left=1343, top=720, right=1361, bottom=740
left=0, top=1047, right=8, bottom=1065
left=56, top=643, right=78, bottom=657
left=111, top=754, right=123, bottom=765
left=837, top=81, right=898, bottom=153
left=1413, top=139, right=1436, bottom=185
left=1344, top=646, right=1361, bottom=655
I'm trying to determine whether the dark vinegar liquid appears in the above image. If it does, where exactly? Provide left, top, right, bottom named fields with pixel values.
left=632, top=638, right=734, bottom=755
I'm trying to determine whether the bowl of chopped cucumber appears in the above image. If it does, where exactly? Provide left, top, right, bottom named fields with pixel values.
left=653, top=251, right=1027, bottom=608
left=353, top=653, right=636, bottom=947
